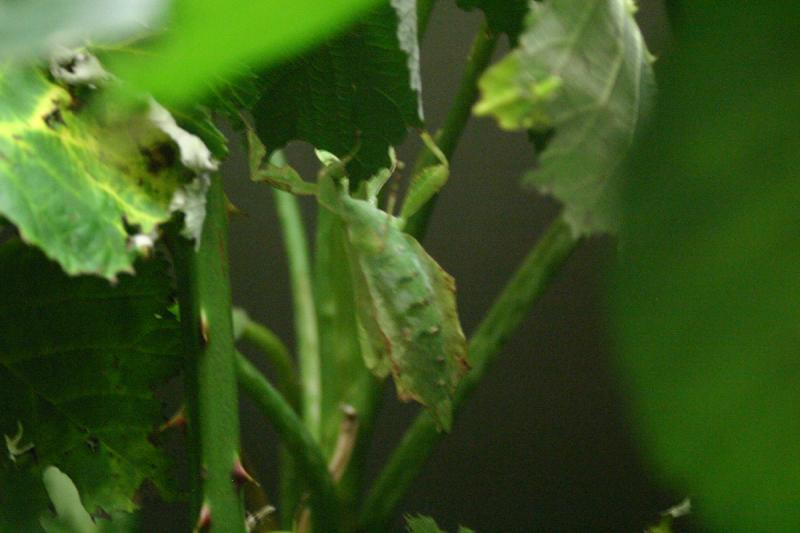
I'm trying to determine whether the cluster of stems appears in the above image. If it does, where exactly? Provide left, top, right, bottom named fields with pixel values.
left=170, top=2, right=582, bottom=531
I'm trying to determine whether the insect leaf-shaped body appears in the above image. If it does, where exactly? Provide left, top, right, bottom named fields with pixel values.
left=319, top=174, right=469, bottom=431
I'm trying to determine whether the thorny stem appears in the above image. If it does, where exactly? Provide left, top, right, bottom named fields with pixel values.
left=359, top=216, right=581, bottom=532
left=236, top=352, right=339, bottom=533
left=405, top=22, right=500, bottom=239
left=171, top=173, right=246, bottom=532
left=235, top=312, right=302, bottom=527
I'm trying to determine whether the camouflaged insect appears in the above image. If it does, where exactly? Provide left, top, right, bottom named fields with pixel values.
left=318, top=162, right=469, bottom=432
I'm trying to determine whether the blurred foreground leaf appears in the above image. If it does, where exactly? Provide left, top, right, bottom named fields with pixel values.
left=475, top=0, right=655, bottom=235
left=613, top=3, right=800, bottom=531
left=0, top=0, right=165, bottom=60
left=0, top=241, right=181, bottom=532
left=113, top=0, right=383, bottom=105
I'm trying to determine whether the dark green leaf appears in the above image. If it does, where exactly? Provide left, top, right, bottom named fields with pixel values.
left=456, top=0, right=529, bottom=42
left=252, top=1, right=423, bottom=183
left=613, top=3, right=800, bottom=532
left=0, top=240, right=181, bottom=531
left=475, top=0, right=655, bottom=235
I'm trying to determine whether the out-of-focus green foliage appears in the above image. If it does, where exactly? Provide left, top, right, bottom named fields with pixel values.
left=475, top=0, right=655, bottom=235
left=613, top=3, right=800, bottom=531
left=251, top=1, right=423, bottom=182
left=0, top=241, right=180, bottom=532
left=112, top=0, right=383, bottom=105
left=0, top=0, right=166, bottom=60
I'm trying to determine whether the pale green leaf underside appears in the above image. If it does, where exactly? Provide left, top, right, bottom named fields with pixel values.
left=252, top=2, right=423, bottom=183
left=0, top=67, right=188, bottom=279
left=475, top=0, right=655, bottom=235
left=0, top=241, right=181, bottom=532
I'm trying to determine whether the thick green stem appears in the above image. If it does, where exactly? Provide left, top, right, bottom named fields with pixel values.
left=172, top=174, right=246, bottom=532
left=236, top=353, right=339, bottom=533
left=359, top=217, right=581, bottom=531
left=272, top=155, right=321, bottom=440
left=405, top=23, right=500, bottom=239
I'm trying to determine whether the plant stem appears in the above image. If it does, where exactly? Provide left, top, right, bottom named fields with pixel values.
left=236, top=352, right=339, bottom=533
left=239, top=316, right=300, bottom=409
left=359, top=216, right=580, bottom=532
left=272, top=153, right=321, bottom=441
left=171, top=174, right=246, bottom=532
left=405, top=22, right=500, bottom=239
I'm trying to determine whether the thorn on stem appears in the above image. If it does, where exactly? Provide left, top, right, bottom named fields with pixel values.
left=200, top=308, right=210, bottom=344
left=232, top=456, right=259, bottom=489
left=194, top=503, right=211, bottom=532
left=158, top=405, right=187, bottom=433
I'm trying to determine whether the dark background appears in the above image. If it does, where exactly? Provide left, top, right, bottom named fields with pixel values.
left=198, top=2, right=683, bottom=531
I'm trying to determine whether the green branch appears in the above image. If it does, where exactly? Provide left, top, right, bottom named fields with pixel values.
left=272, top=151, right=321, bottom=440
left=237, top=313, right=300, bottom=409
left=359, top=216, right=581, bottom=531
left=171, top=174, right=246, bottom=532
left=405, top=22, right=500, bottom=239
left=236, top=352, right=339, bottom=533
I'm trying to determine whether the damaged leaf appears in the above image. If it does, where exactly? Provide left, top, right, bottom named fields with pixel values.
left=474, top=0, right=655, bottom=235
left=0, top=240, right=181, bottom=532
left=0, top=64, right=216, bottom=278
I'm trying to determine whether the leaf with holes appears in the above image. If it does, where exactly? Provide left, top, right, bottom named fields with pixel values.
left=0, top=66, right=212, bottom=279
left=252, top=0, right=423, bottom=183
left=0, top=240, right=181, bottom=532
left=474, top=0, right=655, bottom=235
left=319, top=172, right=469, bottom=431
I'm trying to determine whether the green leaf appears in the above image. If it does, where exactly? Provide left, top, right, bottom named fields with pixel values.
left=405, top=514, right=476, bottom=533
left=612, top=3, right=800, bottom=532
left=0, top=0, right=166, bottom=61
left=456, top=0, right=529, bottom=42
left=111, top=0, right=384, bottom=105
left=319, top=173, right=469, bottom=431
left=474, top=0, right=655, bottom=235
left=251, top=1, right=423, bottom=183
left=0, top=240, right=181, bottom=532
left=0, top=66, right=212, bottom=279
